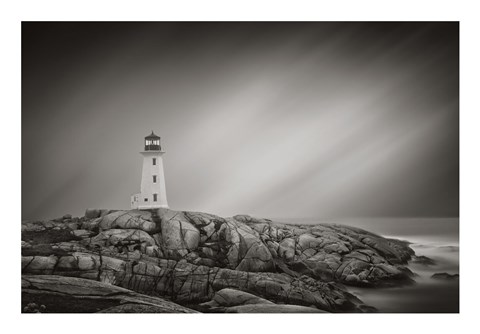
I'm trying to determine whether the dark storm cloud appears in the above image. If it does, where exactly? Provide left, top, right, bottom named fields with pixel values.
left=22, top=22, right=458, bottom=220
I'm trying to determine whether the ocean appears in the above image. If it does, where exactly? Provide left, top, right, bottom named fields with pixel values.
left=276, top=217, right=460, bottom=313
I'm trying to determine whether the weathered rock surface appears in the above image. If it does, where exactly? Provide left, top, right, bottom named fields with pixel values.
left=96, top=210, right=158, bottom=233
left=22, top=274, right=196, bottom=313
left=199, top=288, right=327, bottom=313
left=21, top=208, right=419, bottom=313
left=431, top=272, right=459, bottom=280
left=412, top=255, right=436, bottom=266
left=21, top=252, right=363, bottom=311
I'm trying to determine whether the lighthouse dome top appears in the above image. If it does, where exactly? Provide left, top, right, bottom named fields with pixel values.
left=145, top=131, right=160, bottom=139
left=144, top=131, right=162, bottom=151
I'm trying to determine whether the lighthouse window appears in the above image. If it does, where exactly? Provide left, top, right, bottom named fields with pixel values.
left=152, top=158, right=156, bottom=165
left=153, top=175, right=157, bottom=183
left=153, top=194, right=158, bottom=202
left=144, top=198, right=148, bottom=202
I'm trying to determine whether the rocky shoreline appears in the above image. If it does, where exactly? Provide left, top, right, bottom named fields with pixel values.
left=22, top=208, right=419, bottom=313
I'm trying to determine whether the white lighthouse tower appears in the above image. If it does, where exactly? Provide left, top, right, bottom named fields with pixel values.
left=131, top=131, right=169, bottom=209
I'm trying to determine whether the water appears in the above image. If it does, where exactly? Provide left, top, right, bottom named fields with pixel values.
left=276, top=217, right=460, bottom=313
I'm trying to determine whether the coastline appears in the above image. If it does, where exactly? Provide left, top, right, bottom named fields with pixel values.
left=348, top=233, right=459, bottom=313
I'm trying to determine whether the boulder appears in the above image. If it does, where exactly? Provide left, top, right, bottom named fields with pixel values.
left=158, top=209, right=200, bottom=257
left=98, top=211, right=158, bottom=233
left=22, top=275, right=196, bottom=313
left=431, top=272, right=459, bottom=280
left=85, top=209, right=101, bottom=219
left=412, top=255, right=436, bottom=266
left=202, top=288, right=274, bottom=308
left=22, top=255, right=58, bottom=274
left=200, top=288, right=326, bottom=313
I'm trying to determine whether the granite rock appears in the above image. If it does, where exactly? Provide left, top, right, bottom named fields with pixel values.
left=21, top=208, right=420, bottom=313
left=22, top=274, right=196, bottom=313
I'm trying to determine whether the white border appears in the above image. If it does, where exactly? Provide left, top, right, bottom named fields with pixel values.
left=2, top=1, right=477, bottom=333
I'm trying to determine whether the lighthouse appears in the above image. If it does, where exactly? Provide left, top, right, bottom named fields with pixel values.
left=131, top=131, right=169, bottom=209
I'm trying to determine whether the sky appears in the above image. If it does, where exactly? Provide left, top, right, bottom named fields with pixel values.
left=21, top=22, right=459, bottom=221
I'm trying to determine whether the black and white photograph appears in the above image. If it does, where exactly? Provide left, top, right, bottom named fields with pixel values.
left=20, top=21, right=460, bottom=315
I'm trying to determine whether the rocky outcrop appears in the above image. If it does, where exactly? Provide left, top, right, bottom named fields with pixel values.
left=21, top=252, right=363, bottom=312
left=96, top=210, right=158, bottom=233
left=233, top=215, right=414, bottom=287
left=200, top=288, right=326, bottom=313
left=431, top=272, right=459, bottom=280
left=21, top=208, right=418, bottom=313
left=22, top=274, right=196, bottom=313
left=412, top=255, right=436, bottom=266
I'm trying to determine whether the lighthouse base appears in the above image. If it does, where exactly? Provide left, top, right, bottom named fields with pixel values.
left=137, top=204, right=169, bottom=209
left=130, top=193, right=168, bottom=210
